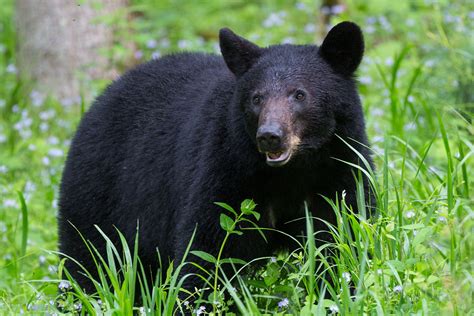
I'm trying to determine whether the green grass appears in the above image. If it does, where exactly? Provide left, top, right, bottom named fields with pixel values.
left=0, top=0, right=473, bottom=314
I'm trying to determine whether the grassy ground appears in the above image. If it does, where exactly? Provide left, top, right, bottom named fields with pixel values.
left=0, top=0, right=473, bottom=314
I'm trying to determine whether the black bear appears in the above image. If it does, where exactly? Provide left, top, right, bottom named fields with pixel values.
left=58, top=21, right=374, bottom=293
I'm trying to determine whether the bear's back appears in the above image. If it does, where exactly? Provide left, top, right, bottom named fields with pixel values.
left=99, top=52, right=228, bottom=116
left=67, top=52, right=230, bottom=165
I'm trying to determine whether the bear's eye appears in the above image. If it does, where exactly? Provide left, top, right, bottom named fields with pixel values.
left=252, top=95, right=263, bottom=106
left=294, top=90, right=306, bottom=101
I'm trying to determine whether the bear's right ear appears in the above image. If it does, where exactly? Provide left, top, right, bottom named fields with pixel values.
left=219, top=28, right=262, bottom=77
left=319, top=21, right=364, bottom=76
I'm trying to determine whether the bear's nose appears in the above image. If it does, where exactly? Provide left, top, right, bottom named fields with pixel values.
left=256, top=125, right=283, bottom=152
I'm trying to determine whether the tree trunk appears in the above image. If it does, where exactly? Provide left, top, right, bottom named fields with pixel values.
left=16, top=0, right=129, bottom=102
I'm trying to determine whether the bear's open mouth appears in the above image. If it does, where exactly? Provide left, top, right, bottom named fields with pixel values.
left=265, top=149, right=292, bottom=167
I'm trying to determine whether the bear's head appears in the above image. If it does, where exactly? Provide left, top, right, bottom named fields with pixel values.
left=220, top=22, right=364, bottom=167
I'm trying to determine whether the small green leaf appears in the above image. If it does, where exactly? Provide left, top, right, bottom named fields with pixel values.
left=273, top=285, right=294, bottom=294
left=208, top=291, right=223, bottom=304
left=220, top=213, right=235, bottom=232
left=17, top=191, right=29, bottom=260
left=322, top=299, right=337, bottom=308
left=385, top=233, right=396, bottom=240
left=190, top=250, right=216, bottom=263
left=165, top=260, right=174, bottom=283
left=301, top=299, right=319, bottom=315
left=264, top=263, right=280, bottom=286
left=247, top=279, right=267, bottom=289
left=386, top=259, right=405, bottom=271
left=231, top=230, right=243, bottom=235
left=214, top=202, right=237, bottom=216
left=414, top=275, right=426, bottom=283
left=386, top=222, right=395, bottom=232
left=241, top=199, right=256, bottom=214
left=400, top=223, right=425, bottom=230
left=413, top=227, right=433, bottom=246
left=250, top=210, right=260, bottom=220
left=426, top=275, right=439, bottom=284
left=219, top=258, right=247, bottom=265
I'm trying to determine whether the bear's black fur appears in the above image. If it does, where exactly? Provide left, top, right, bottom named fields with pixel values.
left=58, top=21, right=374, bottom=292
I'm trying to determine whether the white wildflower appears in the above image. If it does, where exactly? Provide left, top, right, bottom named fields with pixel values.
left=342, top=271, right=351, bottom=283
left=195, top=305, right=206, bottom=315
left=134, top=50, right=143, bottom=60
left=393, top=285, right=403, bottom=293
left=47, top=136, right=59, bottom=145
left=40, top=122, right=49, bottom=132
left=278, top=298, right=289, bottom=308
left=74, top=303, right=82, bottom=311
left=296, top=2, right=306, bottom=10
left=42, top=156, right=50, bottom=166
left=404, top=122, right=416, bottom=131
left=6, top=64, right=17, bottom=74
left=263, top=12, right=285, bottom=28
left=178, top=40, right=190, bottom=49
left=146, top=39, right=157, bottom=49
left=321, top=6, right=331, bottom=15
left=359, top=76, right=372, bottom=85
left=58, top=280, right=71, bottom=291
left=30, top=91, right=45, bottom=107
left=39, top=109, right=55, bottom=120
left=371, top=108, right=384, bottom=117
left=48, top=265, right=57, bottom=274
left=438, top=216, right=447, bottom=223
left=48, top=148, right=64, bottom=157
left=365, top=25, right=376, bottom=34
left=304, top=23, right=316, bottom=33
left=160, top=38, right=170, bottom=48
left=39, top=255, right=46, bottom=265
left=329, top=304, right=339, bottom=314
left=405, top=18, right=415, bottom=27
left=4, top=199, right=17, bottom=208
left=385, top=57, right=394, bottom=66
left=366, top=17, right=377, bottom=24
left=0, top=221, right=6, bottom=233
left=61, top=96, right=81, bottom=107
left=331, top=4, right=345, bottom=14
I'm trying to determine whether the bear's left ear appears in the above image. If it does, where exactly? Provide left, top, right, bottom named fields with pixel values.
left=219, top=28, right=262, bottom=77
left=319, top=21, right=364, bottom=76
